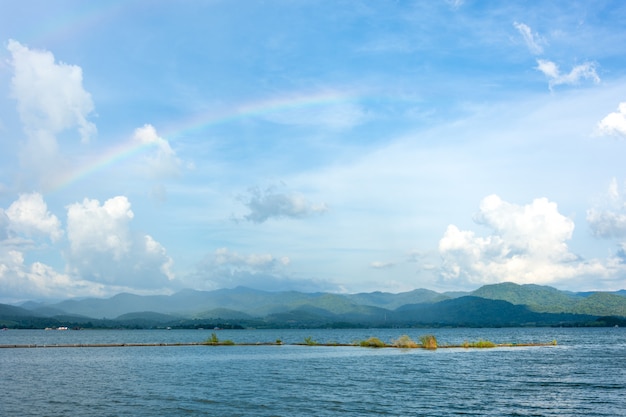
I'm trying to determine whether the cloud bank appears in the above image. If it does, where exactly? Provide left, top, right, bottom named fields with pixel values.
left=0, top=193, right=175, bottom=301
left=438, top=195, right=614, bottom=288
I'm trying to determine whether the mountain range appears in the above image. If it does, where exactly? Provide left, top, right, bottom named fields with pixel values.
left=2, top=282, right=625, bottom=329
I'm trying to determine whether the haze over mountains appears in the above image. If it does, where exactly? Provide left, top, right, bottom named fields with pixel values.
left=2, top=282, right=625, bottom=329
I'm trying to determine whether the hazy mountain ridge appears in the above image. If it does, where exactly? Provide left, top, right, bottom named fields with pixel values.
left=2, top=282, right=625, bottom=329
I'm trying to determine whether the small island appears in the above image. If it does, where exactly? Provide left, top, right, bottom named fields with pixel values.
left=0, top=333, right=557, bottom=349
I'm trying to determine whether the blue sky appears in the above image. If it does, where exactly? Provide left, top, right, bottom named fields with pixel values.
left=1, top=0, right=626, bottom=302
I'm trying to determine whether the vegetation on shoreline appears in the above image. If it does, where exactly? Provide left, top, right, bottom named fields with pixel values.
left=392, top=335, right=419, bottom=348
left=2, top=333, right=558, bottom=350
left=203, top=333, right=235, bottom=345
left=193, top=332, right=556, bottom=350
left=420, top=334, right=438, bottom=349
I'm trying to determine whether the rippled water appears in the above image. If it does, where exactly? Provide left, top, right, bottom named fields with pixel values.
left=1, top=327, right=624, bottom=416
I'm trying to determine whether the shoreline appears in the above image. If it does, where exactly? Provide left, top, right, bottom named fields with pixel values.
left=0, top=341, right=557, bottom=349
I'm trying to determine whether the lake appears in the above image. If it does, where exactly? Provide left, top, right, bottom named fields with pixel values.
left=1, top=327, right=624, bottom=416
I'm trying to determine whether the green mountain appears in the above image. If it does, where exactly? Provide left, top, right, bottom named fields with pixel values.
left=393, top=296, right=595, bottom=327
left=3, top=283, right=624, bottom=329
left=346, top=288, right=448, bottom=309
left=470, top=282, right=626, bottom=317
left=571, top=293, right=626, bottom=317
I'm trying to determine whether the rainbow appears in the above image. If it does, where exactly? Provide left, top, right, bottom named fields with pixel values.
left=16, top=6, right=364, bottom=194
left=162, top=89, right=361, bottom=139
left=49, top=89, right=362, bottom=193
left=49, top=133, right=157, bottom=193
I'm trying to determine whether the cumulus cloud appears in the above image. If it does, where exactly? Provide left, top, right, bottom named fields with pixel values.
left=7, top=39, right=96, bottom=142
left=0, top=193, right=177, bottom=301
left=7, top=40, right=96, bottom=188
left=133, top=124, right=182, bottom=179
left=587, top=178, right=626, bottom=238
left=438, top=195, right=606, bottom=287
left=65, top=196, right=174, bottom=288
left=0, top=249, right=75, bottom=302
left=0, top=194, right=106, bottom=302
left=513, top=22, right=544, bottom=55
left=239, top=186, right=328, bottom=223
left=597, top=102, right=626, bottom=138
left=5, top=193, right=63, bottom=242
left=535, top=59, right=600, bottom=90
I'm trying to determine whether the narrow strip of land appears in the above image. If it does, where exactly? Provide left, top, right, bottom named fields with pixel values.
left=0, top=341, right=556, bottom=349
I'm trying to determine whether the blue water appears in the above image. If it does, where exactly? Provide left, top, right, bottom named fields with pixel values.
left=1, top=328, right=625, bottom=416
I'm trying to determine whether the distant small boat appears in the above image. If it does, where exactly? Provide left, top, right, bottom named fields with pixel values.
left=57, top=327, right=69, bottom=331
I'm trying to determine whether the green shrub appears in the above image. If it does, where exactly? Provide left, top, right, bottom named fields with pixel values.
left=204, top=333, right=220, bottom=345
left=419, top=334, right=438, bottom=350
left=463, top=339, right=496, bottom=348
left=303, top=336, right=318, bottom=346
left=473, top=339, right=496, bottom=348
left=275, top=339, right=282, bottom=345
left=392, top=335, right=418, bottom=348
left=359, top=337, right=386, bottom=348
left=221, top=339, right=235, bottom=345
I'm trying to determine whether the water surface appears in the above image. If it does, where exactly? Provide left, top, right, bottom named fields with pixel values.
left=2, top=327, right=624, bottom=416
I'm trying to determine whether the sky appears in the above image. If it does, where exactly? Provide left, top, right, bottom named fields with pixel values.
left=1, top=1, right=626, bottom=302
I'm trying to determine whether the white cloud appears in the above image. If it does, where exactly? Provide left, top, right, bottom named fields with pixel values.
left=0, top=194, right=176, bottom=301
left=587, top=178, right=626, bottom=238
left=5, top=192, right=63, bottom=242
left=0, top=249, right=83, bottom=302
left=0, top=195, right=103, bottom=302
left=438, top=194, right=609, bottom=287
left=597, top=102, right=626, bottom=138
left=65, top=196, right=174, bottom=287
left=7, top=40, right=96, bottom=189
left=239, top=186, right=328, bottom=223
left=133, top=124, right=182, bottom=179
left=213, top=247, right=290, bottom=270
left=535, top=59, right=600, bottom=90
left=370, top=261, right=394, bottom=269
left=185, top=247, right=338, bottom=292
left=513, top=22, right=544, bottom=55
left=7, top=39, right=96, bottom=143
left=66, top=196, right=134, bottom=260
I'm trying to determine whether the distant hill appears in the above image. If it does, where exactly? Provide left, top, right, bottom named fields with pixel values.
left=194, top=308, right=253, bottom=320
left=469, top=282, right=626, bottom=317
left=2, top=283, right=625, bottom=329
left=471, top=282, right=580, bottom=312
left=571, top=292, right=626, bottom=317
left=345, top=288, right=447, bottom=310
left=0, top=303, right=35, bottom=317
left=393, top=296, right=595, bottom=327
